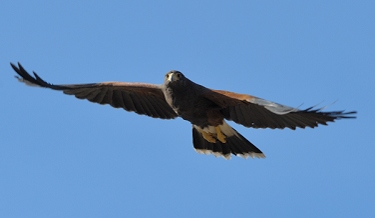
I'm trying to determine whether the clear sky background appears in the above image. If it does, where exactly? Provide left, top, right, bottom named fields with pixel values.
left=1, top=1, right=374, bottom=217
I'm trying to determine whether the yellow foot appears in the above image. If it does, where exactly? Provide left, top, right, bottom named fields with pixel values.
left=215, top=126, right=227, bottom=143
left=202, top=131, right=216, bottom=143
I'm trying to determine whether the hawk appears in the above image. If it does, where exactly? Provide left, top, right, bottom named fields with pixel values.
left=11, top=63, right=356, bottom=159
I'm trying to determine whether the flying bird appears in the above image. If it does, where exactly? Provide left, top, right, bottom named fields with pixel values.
left=11, top=63, right=356, bottom=159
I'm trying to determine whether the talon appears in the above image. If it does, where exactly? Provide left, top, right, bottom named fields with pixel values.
left=202, top=131, right=216, bottom=143
left=215, top=126, right=226, bottom=143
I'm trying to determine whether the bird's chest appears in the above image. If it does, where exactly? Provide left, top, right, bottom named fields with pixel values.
left=163, top=86, right=221, bottom=126
left=164, top=87, right=201, bottom=113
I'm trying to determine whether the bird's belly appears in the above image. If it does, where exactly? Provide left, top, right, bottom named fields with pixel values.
left=165, top=88, right=222, bottom=127
left=178, top=111, right=211, bottom=127
left=175, top=105, right=223, bottom=128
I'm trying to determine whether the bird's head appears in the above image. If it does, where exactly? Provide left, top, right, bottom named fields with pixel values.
left=164, top=70, right=186, bottom=84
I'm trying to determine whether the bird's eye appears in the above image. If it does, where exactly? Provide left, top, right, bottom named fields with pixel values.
left=176, top=73, right=181, bottom=78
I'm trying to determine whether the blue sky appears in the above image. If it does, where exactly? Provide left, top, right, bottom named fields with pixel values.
left=1, top=1, right=374, bottom=217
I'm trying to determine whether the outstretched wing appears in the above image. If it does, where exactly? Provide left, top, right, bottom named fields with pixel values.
left=11, top=63, right=178, bottom=119
left=202, top=89, right=356, bottom=129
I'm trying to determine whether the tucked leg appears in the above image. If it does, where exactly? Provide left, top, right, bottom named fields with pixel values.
left=202, top=131, right=216, bottom=143
left=215, top=126, right=227, bottom=143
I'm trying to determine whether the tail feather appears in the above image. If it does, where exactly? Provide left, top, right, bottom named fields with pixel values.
left=192, top=126, right=265, bottom=159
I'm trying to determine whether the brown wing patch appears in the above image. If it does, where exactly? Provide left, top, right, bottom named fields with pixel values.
left=212, top=90, right=255, bottom=101
left=202, top=89, right=255, bottom=108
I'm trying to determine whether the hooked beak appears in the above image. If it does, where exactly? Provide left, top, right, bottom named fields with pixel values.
left=167, top=73, right=177, bottom=82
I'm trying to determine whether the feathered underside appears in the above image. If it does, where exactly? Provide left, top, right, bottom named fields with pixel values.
left=12, top=62, right=356, bottom=130
left=11, top=62, right=357, bottom=160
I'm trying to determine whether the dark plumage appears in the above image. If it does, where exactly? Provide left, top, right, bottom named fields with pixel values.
left=11, top=63, right=356, bottom=159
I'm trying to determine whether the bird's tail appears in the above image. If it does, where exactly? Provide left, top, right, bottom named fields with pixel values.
left=192, top=121, right=265, bottom=159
